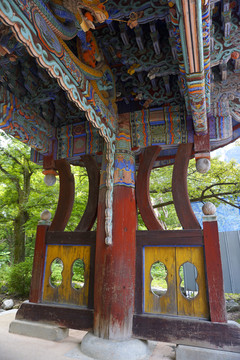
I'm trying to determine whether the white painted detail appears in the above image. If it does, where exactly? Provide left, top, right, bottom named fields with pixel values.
left=202, top=202, right=216, bottom=215
left=196, top=158, right=211, bottom=173
left=40, top=210, right=52, bottom=221
left=44, top=174, right=56, bottom=186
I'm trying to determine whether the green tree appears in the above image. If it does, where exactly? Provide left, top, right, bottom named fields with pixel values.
left=0, top=132, right=89, bottom=265
left=64, top=165, right=89, bottom=232
left=148, top=157, right=240, bottom=230
left=0, top=133, right=40, bottom=263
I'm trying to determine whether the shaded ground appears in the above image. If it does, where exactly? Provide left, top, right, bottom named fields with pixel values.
left=0, top=311, right=176, bottom=360
left=0, top=293, right=27, bottom=310
left=0, top=293, right=239, bottom=360
left=226, top=293, right=240, bottom=323
left=227, top=312, right=240, bottom=322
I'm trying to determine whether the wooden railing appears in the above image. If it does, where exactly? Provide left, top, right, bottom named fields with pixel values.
left=30, top=229, right=96, bottom=308
left=135, top=229, right=209, bottom=319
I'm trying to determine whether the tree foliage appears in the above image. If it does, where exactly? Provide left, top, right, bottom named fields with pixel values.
left=0, top=132, right=41, bottom=263
left=148, top=156, right=240, bottom=230
left=7, top=258, right=33, bottom=297
left=0, top=132, right=89, bottom=266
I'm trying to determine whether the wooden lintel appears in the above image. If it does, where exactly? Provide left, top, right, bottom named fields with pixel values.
left=46, top=231, right=96, bottom=245
left=136, top=229, right=203, bottom=246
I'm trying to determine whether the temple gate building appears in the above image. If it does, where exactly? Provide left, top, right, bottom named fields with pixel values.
left=0, top=0, right=240, bottom=358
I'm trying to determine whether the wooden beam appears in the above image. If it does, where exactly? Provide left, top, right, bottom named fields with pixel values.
left=136, top=146, right=163, bottom=230
left=172, top=144, right=200, bottom=229
left=135, top=239, right=144, bottom=314
left=75, top=155, right=100, bottom=231
left=50, top=159, right=75, bottom=231
left=16, top=302, right=93, bottom=331
left=136, top=229, right=203, bottom=246
left=203, top=219, right=227, bottom=322
left=46, top=231, right=96, bottom=245
left=29, top=225, right=48, bottom=303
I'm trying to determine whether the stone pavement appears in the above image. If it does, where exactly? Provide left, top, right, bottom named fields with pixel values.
left=0, top=310, right=176, bottom=360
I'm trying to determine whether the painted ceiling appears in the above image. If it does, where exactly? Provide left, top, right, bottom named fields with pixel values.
left=0, top=0, right=240, bottom=164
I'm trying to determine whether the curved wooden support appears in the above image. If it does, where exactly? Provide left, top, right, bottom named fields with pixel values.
left=136, top=146, right=163, bottom=230
left=75, top=155, right=100, bottom=231
left=172, top=143, right=200, bottom=229
left=50, top=159, right=75, bottom=231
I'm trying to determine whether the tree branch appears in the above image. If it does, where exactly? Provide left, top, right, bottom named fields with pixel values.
left=200, top=182, right=238, bottom=200
left=0, top=163, right=20, bottom=190
left=214, top=196, right=240, bottom=209
left=153, top=190, right=240, bottom=209
left=0, top=148, right=23, bottom=167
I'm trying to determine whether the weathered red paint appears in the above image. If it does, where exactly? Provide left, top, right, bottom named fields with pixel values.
left=203, top=220, right=227, bottom=322
left=29, top=225, right=48, bottom=303
left=133, top=314, right=240, bottom=352
left=75, top=155, right=100, bottom=231
left=43, top=154, right=55, bottom=170
left=93, top=186, right=137, bottom=340
left=136, top=145, right=163, bottom=230
left=50, top=159, right=75, bottom=231
left=172, top=144, right=200, bottom=229
left=194, top=132, right=210, bottom=154
left=17, top=302, right=94, bottom=331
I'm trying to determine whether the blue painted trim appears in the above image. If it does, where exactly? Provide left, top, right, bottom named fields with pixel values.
left=47, top=244, right=91, bottom=247
left=176, top=0, right=190, bottom=74
left=142, top=245, right=203, bottom=248
left=149, top=121, right=165, bottom=125
left=142, top=246, right=145, bottom=312
left=196, top=0, right=204, bottom=72
left=41, top=244, right=48, bottom=300
left=113, top=182, right=135, bottom=187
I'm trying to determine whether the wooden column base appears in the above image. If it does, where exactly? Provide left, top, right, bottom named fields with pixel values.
left=15, top=302, right=240, bottom=353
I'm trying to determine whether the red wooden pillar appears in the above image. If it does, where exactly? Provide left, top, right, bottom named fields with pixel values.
left=94, top=115, right=136, bottom=340
left=203, top=216, right=227, bottom=322
left=29, top=224, right=48, bottom=303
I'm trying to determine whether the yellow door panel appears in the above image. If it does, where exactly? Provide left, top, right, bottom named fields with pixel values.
left=176, top=247, right=209, bottom=319
left=42, top=245, right=91, bottom=307
left=144, top=246, right=177, bottom=315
